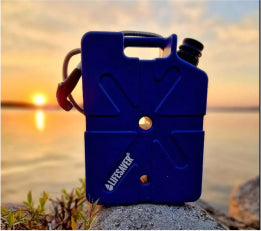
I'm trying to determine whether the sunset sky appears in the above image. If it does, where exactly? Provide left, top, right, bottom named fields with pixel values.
left=2, top=0, right=259, bottom=107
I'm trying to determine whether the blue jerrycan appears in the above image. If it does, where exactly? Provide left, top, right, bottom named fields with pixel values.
left=57, top=31, right=208, bottom=206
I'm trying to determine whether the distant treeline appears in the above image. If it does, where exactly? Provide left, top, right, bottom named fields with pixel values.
left=1, top=101, right=59, bottom=109
left=1, top=101, right=35, bottom=108
left=208, top=106, right=259, bottom=112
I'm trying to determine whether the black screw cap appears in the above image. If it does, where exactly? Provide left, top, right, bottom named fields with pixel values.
left=177, top=38, right=204, bottom=66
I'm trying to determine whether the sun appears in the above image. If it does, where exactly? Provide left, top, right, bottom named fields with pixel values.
left=33, top=94, right=47, bottom=106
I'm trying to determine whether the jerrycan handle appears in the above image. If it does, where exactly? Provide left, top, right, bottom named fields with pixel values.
left=122, top=31, right=166, bottom=49
left=124, top=37, right=167, bottom=49
left=57, top=32, right=164, bottom=114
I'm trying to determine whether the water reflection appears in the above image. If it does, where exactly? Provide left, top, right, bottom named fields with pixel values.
left=1, top=110, right=259, bottom=211
left=35, top=110, right=45, bottom=131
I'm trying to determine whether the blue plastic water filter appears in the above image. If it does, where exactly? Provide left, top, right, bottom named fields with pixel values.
left=81, top=32, right=208, bottom=205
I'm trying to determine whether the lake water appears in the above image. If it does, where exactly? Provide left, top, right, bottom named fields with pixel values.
left=1, top=109, right=259, bottom=212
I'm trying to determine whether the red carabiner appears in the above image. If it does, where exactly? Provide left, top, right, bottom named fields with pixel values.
left=56, top=67, right=82, bottom=111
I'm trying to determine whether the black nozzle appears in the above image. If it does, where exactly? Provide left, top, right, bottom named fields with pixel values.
left=177, top=38, right=204, bottom=66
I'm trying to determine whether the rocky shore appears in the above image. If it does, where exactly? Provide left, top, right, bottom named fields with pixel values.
left=92, top=176, right=260, bottom=230
left=2, top=176, right=259, bottom=230
left=92, top=202, right=226, bottom=230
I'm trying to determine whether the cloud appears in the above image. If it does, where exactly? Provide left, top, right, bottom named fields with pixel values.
left=1, top=0, right=259, bottom=106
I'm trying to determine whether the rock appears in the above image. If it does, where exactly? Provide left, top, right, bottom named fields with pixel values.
left=229, top=176, right=259, bottom=229
left=92, top=203, right=225, bottom=230
left=197, top=199, right=255, bottom=230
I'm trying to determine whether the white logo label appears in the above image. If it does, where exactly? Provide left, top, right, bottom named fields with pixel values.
left=105, top=152, right=134, bottom=191
left=105, top=184, right=113, bottom=191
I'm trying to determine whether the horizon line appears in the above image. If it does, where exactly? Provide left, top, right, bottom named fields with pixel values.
left=1, top=101, right=259, bottom=111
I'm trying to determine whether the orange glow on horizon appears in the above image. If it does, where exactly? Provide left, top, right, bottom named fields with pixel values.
left=33, top=94, right=47, bottom=106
